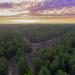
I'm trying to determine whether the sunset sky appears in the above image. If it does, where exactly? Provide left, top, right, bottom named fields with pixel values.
left=0, top=0, right=75, bottom=16
left=0, top=0, right=40, bottom=3
left=0, top=0, right=27, bottom=3
left=0, top=0, right=75, bottom=24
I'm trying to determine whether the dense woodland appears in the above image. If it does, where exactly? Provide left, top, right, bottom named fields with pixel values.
left=0, top=24, right=75, bottom=75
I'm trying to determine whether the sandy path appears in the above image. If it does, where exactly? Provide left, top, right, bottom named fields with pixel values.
left=7, top=60, right=13, bottom=75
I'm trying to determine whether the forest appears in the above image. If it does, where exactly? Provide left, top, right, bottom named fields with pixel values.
left=0, top=24, right=75, bottom=75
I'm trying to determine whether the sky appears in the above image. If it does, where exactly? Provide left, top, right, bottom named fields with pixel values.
left=0, top=0, right=75, bottom=16
left=0, top=0, right=30, bottom=3
left=0, top=0, right=44, bottom=3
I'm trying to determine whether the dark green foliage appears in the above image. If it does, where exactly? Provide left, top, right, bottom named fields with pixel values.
left=0, top=49, right=4, bottom=57
left=0, top=29, right=32, bottom=75
left=17, top=56, right=31, bottom=75
left=0, top=57, right=8, bottom=75
left=32, top=31, right=75, bottom=75
left=0, top=24, right=75, bottom=75
left=0, top=30, right=32, bottom=59
left=20, top=25, right=75, bottom=43
left=38, top=66, right=51, bottom=75
left=55, top=70, right=69, bottom=75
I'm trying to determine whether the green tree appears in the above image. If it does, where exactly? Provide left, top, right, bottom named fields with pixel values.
left=16, top=48, right=24, bottom=61
left=0, top=57, right=8, bottom=75
left=50, top=60, right=59, bottom=74
left=32, top=57, right=44, bottom=69
left=24, top=72, right=32, bottom=75
left=17, top=56, right=30, bottom=75
left=38, top=66, right=51, bottom=75
left=0, top=49, right=4, bottom=57
left=70, top=64, right=75, bottom=75
left=55, top=70, right=69, bottom=75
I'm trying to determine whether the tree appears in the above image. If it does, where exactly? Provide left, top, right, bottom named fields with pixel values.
left=55, top=70, right=69, bottom=75
left=16, top=48, right=24, bottom=61
left=70, top=64, right=75, bottom=75
left=50, top=60, right=59, bottom=74
left=23, top=43, right=32, bottom=54
left=0, top=57, right=8, bottom=75
left=17, top=56, right=30, bottom=75
left=32, top=57, right=44, bottom=69
left=38, top=66, right=51, bottom=75
left=24, top=72, right=32, bottom=75
left=38, top=48, right=55, bottom=61
left=0, top=49, right=4, bottom=57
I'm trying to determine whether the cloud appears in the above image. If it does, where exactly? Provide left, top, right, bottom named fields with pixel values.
left=0, top=0, right=44, bottom=3
left=0, top=0, right=26, bottom=3
left=0, top=9, right=18, bottom=16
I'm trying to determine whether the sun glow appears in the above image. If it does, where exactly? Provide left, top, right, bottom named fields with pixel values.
left=0, top=0, right=27, bottom=3
left=0, top=0, right=44, bottom=3
left=0, top=10, right=18, bottom=16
